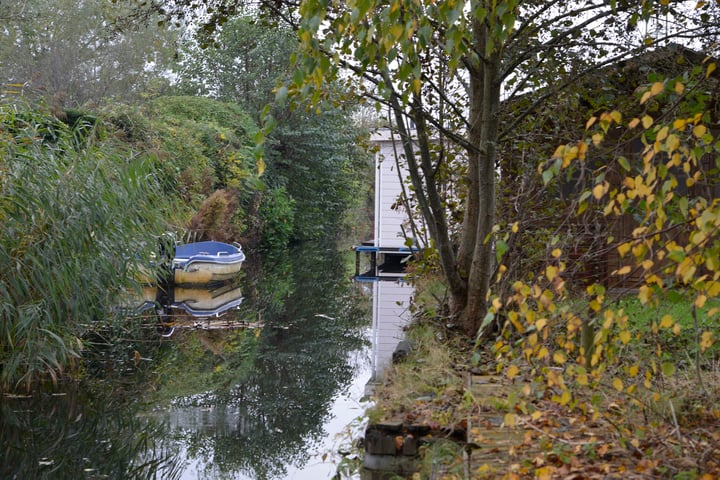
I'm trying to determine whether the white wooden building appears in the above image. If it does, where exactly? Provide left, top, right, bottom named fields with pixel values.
left=354, top=128, right=425, bottom=280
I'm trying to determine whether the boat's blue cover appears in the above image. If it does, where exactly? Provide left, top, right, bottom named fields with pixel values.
left=174, top=241, right=245, bottom=265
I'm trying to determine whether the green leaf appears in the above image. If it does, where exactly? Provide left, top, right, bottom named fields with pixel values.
left=274, top=86, right=288, bottom=106
left=678, top=196, right=688, bottom=218
left=661, top=362, right=676, bottom=376
left=618, top=156, right=631, bottom=172
left=542, top=169, right=554, bottom=185
left=495, top=239, right=508, bottom=262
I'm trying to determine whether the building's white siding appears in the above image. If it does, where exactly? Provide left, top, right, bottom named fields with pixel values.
left=371, top=129, right=423, bottom=249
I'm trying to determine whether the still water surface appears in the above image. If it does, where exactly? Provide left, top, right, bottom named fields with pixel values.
left=1, top=243, right=373, bottom=479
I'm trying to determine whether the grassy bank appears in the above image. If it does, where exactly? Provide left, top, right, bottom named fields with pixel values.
left=363, top=276, right=720, bottom=479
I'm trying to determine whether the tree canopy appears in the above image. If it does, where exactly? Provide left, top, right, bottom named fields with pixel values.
left=0, top=0, right=177, bottom=107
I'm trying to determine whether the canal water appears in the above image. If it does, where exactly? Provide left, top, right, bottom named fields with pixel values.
left=0, top=243, right=381, bottom=479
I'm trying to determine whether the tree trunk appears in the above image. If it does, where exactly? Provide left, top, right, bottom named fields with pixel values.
left=457, top=17, right=501, bottom=338
left=383, top=69, right=467, bottom=308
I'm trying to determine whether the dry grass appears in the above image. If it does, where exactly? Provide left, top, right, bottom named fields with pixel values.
left=369, top=319, right=465, bottom=422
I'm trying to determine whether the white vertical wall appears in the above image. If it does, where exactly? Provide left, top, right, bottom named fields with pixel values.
left=371, top=129, right=419, bottom=249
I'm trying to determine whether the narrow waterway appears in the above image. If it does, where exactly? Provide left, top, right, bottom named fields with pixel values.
left=0, top=243, right=376, bottom=479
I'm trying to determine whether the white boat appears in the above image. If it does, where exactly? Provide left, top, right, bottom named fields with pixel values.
left=172, top=241, right=246, bottom=285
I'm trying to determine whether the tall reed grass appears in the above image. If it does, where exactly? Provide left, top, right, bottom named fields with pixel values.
left=0, top=102, right=167, bottom=390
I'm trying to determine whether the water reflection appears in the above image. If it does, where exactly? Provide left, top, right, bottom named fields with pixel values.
left=0, top=243, right=371, bottom=480
left=0, top=385, right=182, bottom=480
left=150, top=243, right=371, bottom=479
left=121, top=278, right=249, bottom=334
left=366, top=279, right=414, bottom=392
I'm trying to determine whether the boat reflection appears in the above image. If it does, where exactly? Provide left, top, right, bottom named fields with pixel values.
left=121, top=277, right=257, bottom=335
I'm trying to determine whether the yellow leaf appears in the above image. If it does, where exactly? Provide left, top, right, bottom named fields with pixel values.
left=616, top=265, right=631, bottom=275
left=537, top=346, right=549, bottom=360
left=617, top=242, right=631, bottom=257
left=389, top=24, right=404, bottom=40
left=675, top=81, right=685, bottom=94
left=412, top=78, right=421, bottom=94
left=693, top=124, right=707, bottom=138
left=613, top=378, right=624, bottom=392
left=536, top=318, right=548, bottom=331
left=629, top=117, right=640, bottom=129
left=551, top=248, right=562, bottom=258
left=511, top=222, right=519, bottom=233
left=592, top=182, right=608, bottom=200
left=628, top=365, right=639, bottom=377
left=642, top=115, right=654, bottom=128
left=672, top=323, right=681, bottom=336
left=585, top=116, right=597, bottom=130
left=563, top=145, right=578, bottom=164
left=619, top=330, right=631, bottom=344
left=695, top=294, right=707, bottom=308
left=257, top=157, right=266, bottom=176
left=706, top=62, right=716, bottom=78
left=553, top=351, right=567, bottom=365
left=666, top=134, right=680, bottom=152
left=535, top=466, right=556, bottom=480
left=559, top=390, right=571, bottom=406
left=650, top=81, right=665, bottom=96
left=656, top=126, right=669, bottom=142
left=610, top=110, right=622, bottom=124
left=504, top=413, right=517, bottom=428
left=640, top=90, right=652, bottom=104
left=576, top=373, right=588, bottom=386
left=700, top=331, right=715, bottom=352
left=659, top=315, right=674, bottom=328
left=577, top=141, right=588, bottom=160
left=677, top=257, right=697, bottom=284
left=638, top=285, right=652, bottom=304
left=546, top=265, right=558, bottom=281
left=506, top=364, right=520, bottom=379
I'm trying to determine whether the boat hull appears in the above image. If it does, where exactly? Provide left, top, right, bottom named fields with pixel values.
left=173, top=261, right=244, bottom=285
left=173, top=241, right=245, bottom=286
